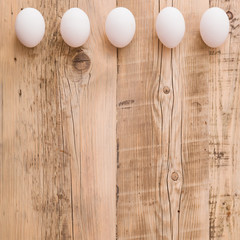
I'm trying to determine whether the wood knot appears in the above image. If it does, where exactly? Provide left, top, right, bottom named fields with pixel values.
left=171, top=172, right=179, bottom=181
left=72, top=51, right=91, bottom=73
left=163, top=86, right=170, bottom=94
left=226, top=11, right=233, bottom=20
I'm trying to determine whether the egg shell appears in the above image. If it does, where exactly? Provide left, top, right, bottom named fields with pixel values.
left=200, top=7, right=229, bottom=48
left=105, top=7, right=136, bottom=48
left=156, top=7, right=185, bottom=48
left=60, top=8, right=90, bottom=48
left=15, top=8, right=45, bottom=48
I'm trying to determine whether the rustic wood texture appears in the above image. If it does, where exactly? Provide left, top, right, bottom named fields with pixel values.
left=209, top=1, right=240, bottom=239
left=117, top=0, right=209, bottom=239
left=0, top=0, right=240, bottom=240
left=0, top=0, right=116, bottom=240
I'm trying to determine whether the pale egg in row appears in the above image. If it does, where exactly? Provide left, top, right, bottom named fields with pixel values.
left=15, top=7, right=230, bottom=49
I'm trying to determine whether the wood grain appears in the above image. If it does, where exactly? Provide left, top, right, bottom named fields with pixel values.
left=117, top=0, right=210, bottom=239
left=176, top=1, right=210, bottom=239
left=0, top=0, right=116, bottom=239
left=1, top=0, right=240, bottom=240
left=116, top=0, right=161, bottom=238
left=209, top=1, right=240, bottom=240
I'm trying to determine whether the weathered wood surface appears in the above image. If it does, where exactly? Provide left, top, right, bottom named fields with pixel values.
left=0, top=0, right=116, bottom=239
left=0, top=0, right=240, bottom=239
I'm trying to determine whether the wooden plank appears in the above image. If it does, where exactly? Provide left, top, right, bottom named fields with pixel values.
left=209, top=1, right=240, bottom=239
left=116, top=0, right=161, bottom=239
left=176, top=1, right=210, bottom=239
left=117, top=0, right=209, bottom=239
left=0, top=0, right=116, bottom=239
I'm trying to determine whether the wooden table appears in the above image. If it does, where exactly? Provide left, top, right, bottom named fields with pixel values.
left=1, top=0, right=240, bottom=239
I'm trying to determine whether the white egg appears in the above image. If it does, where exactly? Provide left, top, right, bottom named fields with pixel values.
left=15, top=8, right=45, bottom=48
left=105, top=7, right=136, bottom=48
left=60, top=8, right=90, bottom=48
left=200, top=7, right=229, bottom=48
left=156, top=7, right=185, bottom=48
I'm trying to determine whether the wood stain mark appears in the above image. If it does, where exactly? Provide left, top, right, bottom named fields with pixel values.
left=117, top=139, right=120, bottom=168
left=31, top=192, right=70, bottom=214
left=192, top=101, right=202, bottom=112
left=230, top=23, right=240, bottom=31
left=209, top=50, right=221, bottom=55
left=59, top=149, right=71, bottom=156
left=209, top=189, right=233, bottom=239
left=213, top=148, right=225, bottom=160
left=118, top=99, right=135, bottom=107
left=61, top=218, right=70, bottom=240
left=116, top=185, right=119, bottom=204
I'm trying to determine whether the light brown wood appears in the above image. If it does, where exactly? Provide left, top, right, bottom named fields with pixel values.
left=116, top=0, right=161, bottom=238
left=0, top=0, right=116, bottom=239
left=1, top=0, right=240, bottom=240
left=209, top=1, right=240, bottom=239
left=176, top=1, right=210, bottom=239
left=117, top=0, right=210, bottom=239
